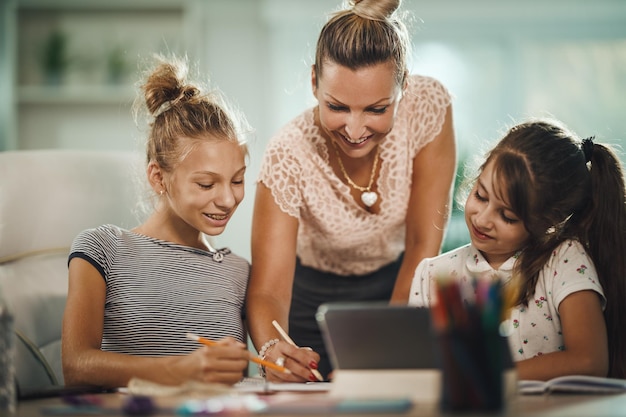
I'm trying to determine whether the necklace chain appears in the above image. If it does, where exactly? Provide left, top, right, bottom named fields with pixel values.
left=332, top=142, right=380, bottom=192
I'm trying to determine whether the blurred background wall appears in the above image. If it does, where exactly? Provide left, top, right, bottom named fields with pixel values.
left=2, top=0, right=626, bottom=260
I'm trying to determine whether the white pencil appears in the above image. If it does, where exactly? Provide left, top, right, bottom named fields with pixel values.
left=271, top=320, right=324, bottom=381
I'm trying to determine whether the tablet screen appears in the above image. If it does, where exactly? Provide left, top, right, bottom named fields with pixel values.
left=316, top=302, right=438, bottom=370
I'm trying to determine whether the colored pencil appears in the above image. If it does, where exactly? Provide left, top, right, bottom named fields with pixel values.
left=185, top=332, right=291, bottom=374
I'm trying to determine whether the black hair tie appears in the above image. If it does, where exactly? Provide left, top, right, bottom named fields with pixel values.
left=581, top=136, right=595, bottom=163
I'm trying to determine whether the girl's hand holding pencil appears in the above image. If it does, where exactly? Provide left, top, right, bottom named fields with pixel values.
left=186, top=333, right=291, bottom=375
left=172, top=335, right=250, bottom=385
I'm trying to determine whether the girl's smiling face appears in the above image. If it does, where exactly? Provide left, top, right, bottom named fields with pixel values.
left=464, top=160, right=530, bottom=269
left=165, top=139, right=246, bottom=237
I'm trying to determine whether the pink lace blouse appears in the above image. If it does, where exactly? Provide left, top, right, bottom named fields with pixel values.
left=257, top=75, right=452, bottom=276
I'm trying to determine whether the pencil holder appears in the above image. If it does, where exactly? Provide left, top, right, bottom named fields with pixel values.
left=437, top=326, right=507, bottom=412
left=431, top=278, right=517, bottom=412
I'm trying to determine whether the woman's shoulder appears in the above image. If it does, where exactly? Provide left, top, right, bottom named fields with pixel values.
left=269, top=108, right=316, bottom=146
left=404, top=74, right=452, bottom=103
left=261, top=107, right=320, bottom=172
left=395, top=74, right=452, bottom=143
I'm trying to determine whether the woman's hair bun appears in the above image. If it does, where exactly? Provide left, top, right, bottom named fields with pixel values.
left=350, top=0, right=401, bottom=21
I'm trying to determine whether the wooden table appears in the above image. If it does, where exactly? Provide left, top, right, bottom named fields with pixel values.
left=14, top=390, right=626, bottom=416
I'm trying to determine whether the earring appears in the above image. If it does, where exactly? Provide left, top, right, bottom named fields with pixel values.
left=159, top=190, right=164, bottom=196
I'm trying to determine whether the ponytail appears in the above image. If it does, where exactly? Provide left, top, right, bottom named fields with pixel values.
left=582, top=142, right=626, bottom=378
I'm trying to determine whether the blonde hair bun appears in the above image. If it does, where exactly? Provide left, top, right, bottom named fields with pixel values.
left=350, top=0, right=401, bottom=21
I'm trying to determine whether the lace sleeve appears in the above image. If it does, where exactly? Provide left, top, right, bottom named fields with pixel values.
left=257, top=134, right=303, bottom=219
left=404, top=76, right=453, bottom=156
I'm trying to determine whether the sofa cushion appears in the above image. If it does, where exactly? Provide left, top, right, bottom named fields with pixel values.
left=0, top=149, right=144, bottom=392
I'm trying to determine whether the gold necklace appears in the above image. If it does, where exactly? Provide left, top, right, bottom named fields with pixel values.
left=332, top=142, right=380, bottom=207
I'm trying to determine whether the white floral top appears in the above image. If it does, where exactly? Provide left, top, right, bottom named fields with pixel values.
left=408, top=240, right=606, bottom=362
left=257, top=75, right=451, bottom=276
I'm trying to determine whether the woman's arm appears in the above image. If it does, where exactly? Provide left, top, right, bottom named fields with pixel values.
left=62, top=258, right=249, bottom=388
left=247, top=183, right=320, bottom=382
left=515, top=290, right=608, bottom=381
left=391, top=104, right=457, bottom=303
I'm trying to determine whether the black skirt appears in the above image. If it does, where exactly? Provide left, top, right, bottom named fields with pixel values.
left=288, top=254, right=403, bottom=380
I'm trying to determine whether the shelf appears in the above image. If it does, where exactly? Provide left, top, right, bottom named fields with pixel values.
left=16, top=0, right=183, bottom=12
left=18, top=85, right=136, bottom=105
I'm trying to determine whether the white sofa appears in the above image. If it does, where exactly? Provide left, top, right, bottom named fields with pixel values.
left=0, top=149, right=144, bottom=395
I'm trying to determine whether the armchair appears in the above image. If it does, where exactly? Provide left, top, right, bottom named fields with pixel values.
left=0, top=149, right=143, bottom=396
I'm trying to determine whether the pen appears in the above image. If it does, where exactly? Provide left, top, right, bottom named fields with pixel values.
left=271, top=320, right=324, bottom=381
left=185, top=333, right=291, bottom=374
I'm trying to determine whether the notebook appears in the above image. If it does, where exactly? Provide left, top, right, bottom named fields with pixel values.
left=315, top=301, right=438, bottom=370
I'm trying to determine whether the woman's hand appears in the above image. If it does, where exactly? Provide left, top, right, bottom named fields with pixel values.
left=169, top=337, right=250, bottom=385
left=262, top=341, right=322, bottom=382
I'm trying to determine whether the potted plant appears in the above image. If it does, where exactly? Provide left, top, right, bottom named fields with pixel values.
left=106, top=45, right=130, bottom=84
left=41, top=30, right=70, bottom=85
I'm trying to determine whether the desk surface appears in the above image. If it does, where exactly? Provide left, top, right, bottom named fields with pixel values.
left=14, top=391, right=626, bottom=417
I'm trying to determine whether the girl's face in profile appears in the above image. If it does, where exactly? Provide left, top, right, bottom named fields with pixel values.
left=464, top=160, right=530, bottom=269
left=166, top=139, right=246, bottom=237
left=312, top=60, right=403, bottom=160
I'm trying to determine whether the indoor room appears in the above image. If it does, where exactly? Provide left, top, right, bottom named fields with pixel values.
left=2, top=1, right=626, bottom=415
left=3, top=0, right=625, bottom=256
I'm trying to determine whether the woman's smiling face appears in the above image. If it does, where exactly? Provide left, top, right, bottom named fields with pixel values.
left=464, top=160, right=530, bottom=269
left=312, top=60, right=402, bottom=159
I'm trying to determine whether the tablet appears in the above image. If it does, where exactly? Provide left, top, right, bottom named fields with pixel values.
left=315, top=302, right=438, bottom=370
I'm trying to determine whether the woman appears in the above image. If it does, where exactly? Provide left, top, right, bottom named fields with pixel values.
left=247, top=0, right=456, bottom=381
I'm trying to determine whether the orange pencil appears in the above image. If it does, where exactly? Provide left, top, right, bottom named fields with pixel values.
left=186, top=332, right=291, bottom=374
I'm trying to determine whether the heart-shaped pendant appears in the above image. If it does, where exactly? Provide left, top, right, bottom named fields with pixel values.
left=361, top=191, right=378, bottom=207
